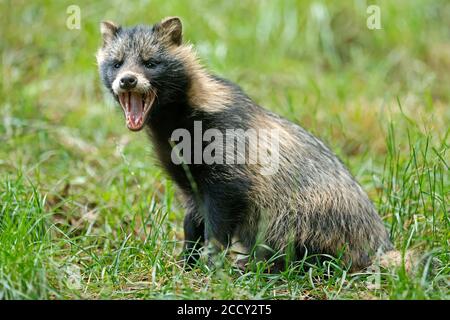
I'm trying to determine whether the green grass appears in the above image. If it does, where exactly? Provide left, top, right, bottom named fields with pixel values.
left=0, top=0, right=449, bottom=299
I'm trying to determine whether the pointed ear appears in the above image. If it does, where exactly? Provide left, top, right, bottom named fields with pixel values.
left=153, top=17, right=182, bottom=45
left=100, top=21, right=120, bottom=46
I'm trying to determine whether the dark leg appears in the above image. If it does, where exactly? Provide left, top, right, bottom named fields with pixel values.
left=182, top=208, right=205, bottom=268
left=202, top=189, right=248, bottom=267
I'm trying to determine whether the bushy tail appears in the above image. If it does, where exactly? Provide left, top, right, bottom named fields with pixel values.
left=377, top=249, right=418, bottom=273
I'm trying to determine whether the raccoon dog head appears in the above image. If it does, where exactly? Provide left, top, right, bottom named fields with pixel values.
left=96, top=17, right=189, bottom=131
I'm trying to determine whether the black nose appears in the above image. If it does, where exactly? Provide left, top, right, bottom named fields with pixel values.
left=119, top=75, right=137, bottom=89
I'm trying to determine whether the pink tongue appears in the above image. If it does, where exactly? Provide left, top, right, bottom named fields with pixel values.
left=128, top=92, right=143, bottom=126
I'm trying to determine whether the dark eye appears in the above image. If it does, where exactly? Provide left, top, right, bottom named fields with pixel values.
left=144, top=60, right=158, bottom=69
left=113, top=61, right=123, bottom=69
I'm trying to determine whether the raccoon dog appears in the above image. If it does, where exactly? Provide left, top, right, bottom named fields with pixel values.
left=97, top=17, right=394, bottom=271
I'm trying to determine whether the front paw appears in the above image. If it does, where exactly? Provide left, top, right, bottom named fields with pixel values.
left=180, top=249, right=202, bottom=270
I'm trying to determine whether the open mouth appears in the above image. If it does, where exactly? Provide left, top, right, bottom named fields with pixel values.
left=118, top=91, right=156, bottom=131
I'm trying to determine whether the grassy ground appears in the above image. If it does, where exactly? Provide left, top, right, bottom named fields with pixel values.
left=0, top=0, right=448, bottom=299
